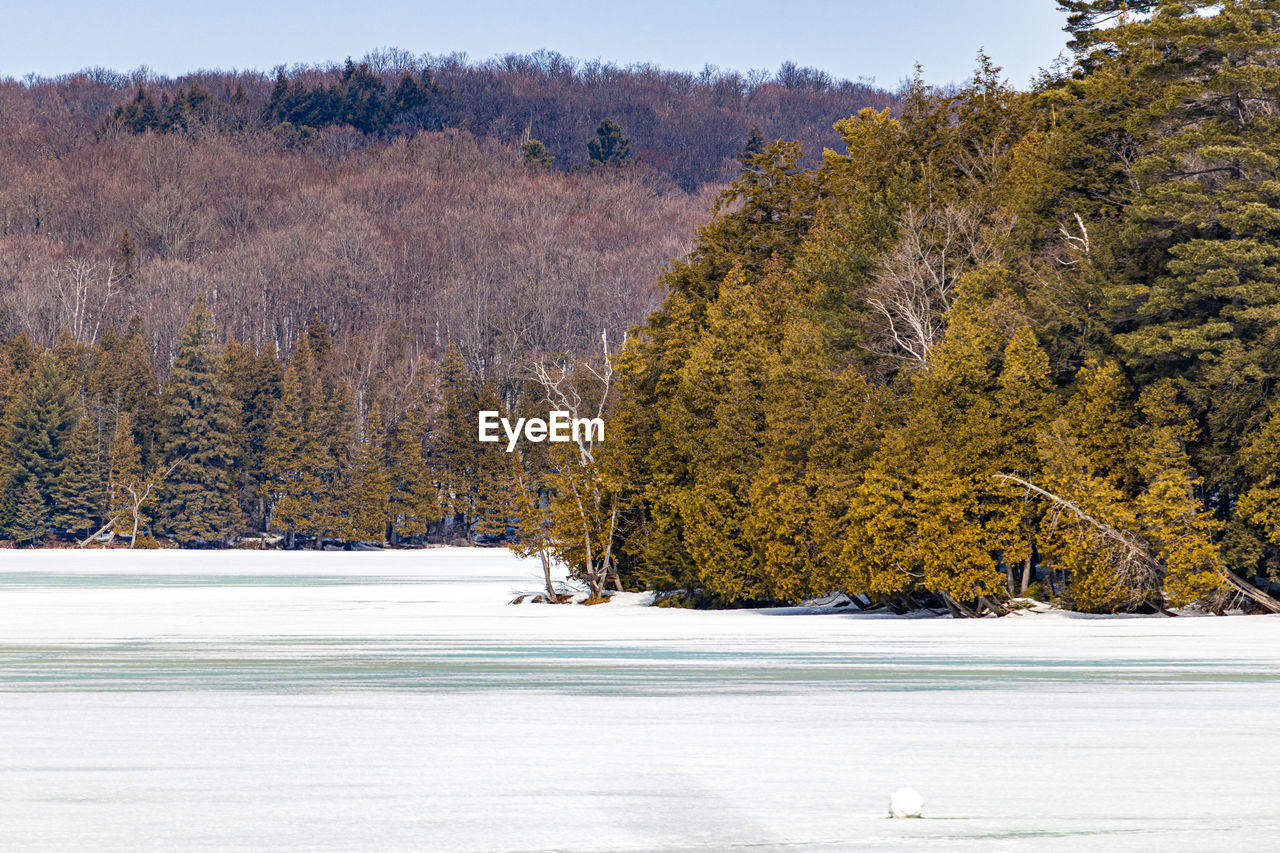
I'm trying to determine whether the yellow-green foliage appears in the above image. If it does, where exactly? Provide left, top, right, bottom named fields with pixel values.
left=343, top=403, right=391, bottom=543
left=1034, top=366, right=1227, bottom=611
left=606, top=9, right=1280, bottom=612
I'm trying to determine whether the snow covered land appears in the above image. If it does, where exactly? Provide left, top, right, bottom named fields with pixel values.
left=1, top=548, right=1278, bottom=851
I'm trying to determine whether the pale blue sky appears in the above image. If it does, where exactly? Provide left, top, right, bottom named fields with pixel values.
left=2, top=1, right=1068, bottom=89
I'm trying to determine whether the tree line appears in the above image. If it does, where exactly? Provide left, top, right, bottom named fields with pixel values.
left=20, top=50, right=896, bottom=191
left=0, top=297, right=575, bottom=548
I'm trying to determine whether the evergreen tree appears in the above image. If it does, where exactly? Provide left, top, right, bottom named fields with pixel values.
left=435, top=344, right=480, bottom=540
left=1037, top=1, right=1280, bottom=510
left=388, top=405, right=437, bottom=542
left=839, top=430, right=921, bottom=602
left=587, top=118, right=631, bottom=166
left=469, top=381, right=516, bottom=541
left=1035, top=360, right=1146, bottom=612
left=53, top=331, right=89, bottom=388
left=3, top=352, right=78, bottom=535
left=1133, top=381, right=1225, bottom=607
left=1237, top=398, right=1280, bottom=573
left=660, top=265, right=777, bottom=602
left=108, top=411, right=148, bottom=542
left=740, top=125, right=766, bottom=163
left=12, top=477, right=49, bottom=545
left=343, top=402, right=391, bottom=542
left=313, top=334, right=355, bottom=543
left=262, top=323, right=352, bottom=548
left=155, top=295, right=241, bottom=545
left=889, top=294, right=1040, bottom=612
left=521, top=139, right=553, bottom=167
left=748, top=318, right=891, bottom=601
left=221, top=342, right=282, bottom=530
left=88, top=316, right=161, bottom=464
left=991, top=325, right=1058, bottom=594
left=614, top=141, right=822, bottom=590
left=50, top=415, right=106, bottom=538
left=265, top=340, right=326, bottom=546
left=1057, top=0, right=1158, bottom=71
left=117, top=229, right=138, bottom=277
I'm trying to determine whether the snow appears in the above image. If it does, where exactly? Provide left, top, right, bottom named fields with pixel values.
left=1, top=547, right=1279, bottom=851
left=889, top=787, right=924, bottom=819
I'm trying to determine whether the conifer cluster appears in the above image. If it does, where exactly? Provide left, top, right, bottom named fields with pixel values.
left=0, top=300, right=515, bottom=550
left=586, top=1, right=1280, bottom=615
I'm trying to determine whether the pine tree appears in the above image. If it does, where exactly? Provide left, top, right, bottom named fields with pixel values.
left=117, top=229, right=138, bottom=277
left=587, top=118, right=630, bottom=166
left=3, top=352, right=78, bottom=535
left=469, top=381, right=515, bottom=541
left=108, top=411, right=148, bottom=543
left=0, top=345, right=14, bottom=467
left=343, top=402, right=391, bottom=542
left=154, top=295, right=241, bottom=545
left=314, top=350, right=355, bottom=544
left=221, top=342, right=282, bottom=530
left=50, top=415, right=106, bottom=538
left=265, top=340, right=326, bottom=547
left=740, top=125, right=766, bottom=163
left=388, top=406, right=437, bottom=542
left=88, top=316, right=161, bottom=464
left=1048, top=1, right=1280, bottom=508
left=435, top=344, right=480, bottom=540
left=1057, top=0, right=1157, bottom=71
left=12, top=477, right=48, bottom=545
left=521, top=139, right=553, bottom=167
left=53, top=331, right=88, bottom=388
left=295, top=317, right=356, bottom=540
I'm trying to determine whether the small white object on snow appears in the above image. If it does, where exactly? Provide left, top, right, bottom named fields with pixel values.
left=889, top=787, right=924, bottom=818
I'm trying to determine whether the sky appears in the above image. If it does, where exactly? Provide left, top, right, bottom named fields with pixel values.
left=1, top=1, right=1068, bottom=90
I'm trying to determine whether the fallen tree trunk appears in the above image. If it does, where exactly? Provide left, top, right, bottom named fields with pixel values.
left=1222, top=567, right=1280, bottom=615
left=994, top=473, right=1280, bottom=616
left=939, top=592, right=980, bottom=618
left=977, top=595, right=1007, bottom=617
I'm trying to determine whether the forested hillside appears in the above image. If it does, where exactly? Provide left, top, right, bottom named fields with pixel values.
left=0, top=51, right=894, bottom=370
left=0, top=51, right=891, bottom=552
left=536, top=0, right=1280, bottom=616
left=9, top=51, right=893, bottom=188
left=0, top=129, right=710, bottom=375
left=8, top=1, right=1280, bottom=621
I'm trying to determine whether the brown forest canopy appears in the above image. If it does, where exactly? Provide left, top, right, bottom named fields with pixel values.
left=0, top=129, right=713, bottom=379
left=5, top=49, right=895, bottom=189
left=0, top=51, right=895, bottom=375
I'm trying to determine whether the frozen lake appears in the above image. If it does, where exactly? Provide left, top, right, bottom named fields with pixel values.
left=1, top=548, right=1278, bottom=851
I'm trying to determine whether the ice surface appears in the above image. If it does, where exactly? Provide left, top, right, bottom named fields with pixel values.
left=1, top=548, right=1278, bottom=851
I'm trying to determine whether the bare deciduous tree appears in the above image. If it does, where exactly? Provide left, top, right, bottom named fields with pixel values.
left=866, top=201, right=1014, bottom=365
left=529, top=330, right=623, bottom=599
